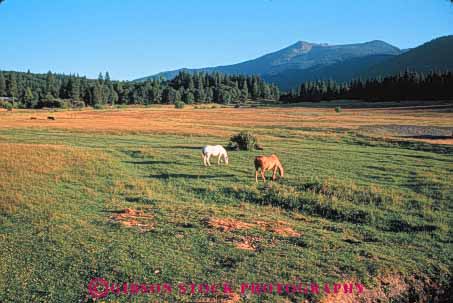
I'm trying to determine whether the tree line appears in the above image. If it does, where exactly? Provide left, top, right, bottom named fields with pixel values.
left=0, top=70, right=280, bottom=108
left=281, top=70, right=453, bottom=102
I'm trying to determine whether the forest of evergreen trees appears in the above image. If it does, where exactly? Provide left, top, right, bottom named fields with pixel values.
left=0, top=70, right=280, bottom=108
left=1, top=69, right=452, bottom=109
left=281, top=70, right=453, bottom=102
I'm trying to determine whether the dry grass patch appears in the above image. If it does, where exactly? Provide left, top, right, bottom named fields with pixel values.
left=320, top=274, right=444, bottom=303
left=204, top=217, right=301, bottom=238
left=203, top=217, right=254, bottom=232
left=229, top=235, right=264, bottom=252
left=109, top=207, right=155, bottom=232
left=0, top=143, right=108, bottom=214
left=1, top=106, right=451, bottom=144
left=255, top=220, right=302, bottom=237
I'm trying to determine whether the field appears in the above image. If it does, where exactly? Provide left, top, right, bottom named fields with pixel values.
left=0, top=101, right=452, bottom=302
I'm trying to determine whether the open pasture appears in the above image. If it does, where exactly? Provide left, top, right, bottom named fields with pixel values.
left=0, top=103, right=452, bottom=302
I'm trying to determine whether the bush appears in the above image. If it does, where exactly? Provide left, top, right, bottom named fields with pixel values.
left=175, top=101, right=185, bottom=109
left=93, top=103, right=104, bottom=110
left=228, top=131, right=259, bottom=151
left=38, top=98, right=69, bottom=109
left=71, top=100, right=85, bottom=109
left=335, top=106, right=342, bottom=113
left=1, top=102, right=13, bottom=111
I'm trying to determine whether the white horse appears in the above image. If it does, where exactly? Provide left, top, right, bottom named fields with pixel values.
left=202, top=145, right=229, bottom=166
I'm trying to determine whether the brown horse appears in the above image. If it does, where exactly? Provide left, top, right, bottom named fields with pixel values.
left=254, top=154, right=284, bottom=183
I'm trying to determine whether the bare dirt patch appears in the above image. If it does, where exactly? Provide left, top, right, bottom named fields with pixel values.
left=109, top=208, right=154, bottom=232
left=204, top=217, right=301, bottom=238
left=223, top=292, right=242, bottom=303
left=203, top=217, right=254, bottom=232
left=230, top=235, right=264, bottom=252
left=320, top=274, right=449, bottom=303
left=255, top=220, right=302, bottom=237
left=196, top=292, right=242, bottom=303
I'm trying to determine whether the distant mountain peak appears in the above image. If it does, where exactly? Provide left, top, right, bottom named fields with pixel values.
left=135, top=39, right=403, bottom=83
left=293, top=40, right=314, bottom=48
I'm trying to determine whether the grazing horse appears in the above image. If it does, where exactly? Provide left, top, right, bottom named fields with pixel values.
left=202, top=145, right=229, bottom=166
left=254, top=154, right=284, bottom=183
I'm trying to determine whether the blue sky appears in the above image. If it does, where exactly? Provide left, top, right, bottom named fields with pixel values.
left=1, top=0, right=452, bottom=80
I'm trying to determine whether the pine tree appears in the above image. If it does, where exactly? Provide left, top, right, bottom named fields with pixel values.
left=92, top=82, right=103, bottom=105
left=251, top=79, right=259, bottom=99
left=241, top=80, right=249, bottom=101
left=46, top=71, right=57, bottom=97
left=205, top=87, right=214, bottom=103
left=183, top=91, right=195, bottom=104
left=21, top=87, right=36, bottom=108
left=105, top=72, right=111, bottom=85
left=0, top=72, right=6, bottom=96
left=69, top=77, right=81, bottom=100
left=98, top=72, right=104, bottom=85
left=8, top=73, right=18, bottom=100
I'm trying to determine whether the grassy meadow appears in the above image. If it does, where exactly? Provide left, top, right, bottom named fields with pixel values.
left=0, top=102, right=452, bottom=302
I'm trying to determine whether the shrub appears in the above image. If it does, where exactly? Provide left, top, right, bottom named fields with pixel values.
left=93, top=103, right=104, bottom=110
left=71, top=100, right=85, bottom=109
left=2, top=102, right=13, bottom=111
left=175, top=101, right=185, bottom=109
left=335, top=106, right=342, bottom=113
left=228, top=131, right=259, bottom=151
left=38, top=98, right=69, bottom=109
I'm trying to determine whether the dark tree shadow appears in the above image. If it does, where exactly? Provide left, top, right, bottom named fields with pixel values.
left=125, top=196, right=154, bottom=204
left=400, top=135, right=453, bottom=140
left=148, top=173, right=235, bottom=180
left=124, top=160, right=177, bottom=165
left=166, top=146, right=202, bottom=150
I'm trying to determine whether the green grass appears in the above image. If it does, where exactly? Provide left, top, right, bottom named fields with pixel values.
left=0, top=128, right=452, bottom=302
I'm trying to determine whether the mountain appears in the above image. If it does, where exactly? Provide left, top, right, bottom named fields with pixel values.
left=263, top=54, right=394, bottom=91
left=135, top=40, right=402, bottom=86
left=363, top=35, right=453, bottom=78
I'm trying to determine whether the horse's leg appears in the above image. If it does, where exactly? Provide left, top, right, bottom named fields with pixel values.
left=261, top=169, right=266, bottom=183
left=217, top=155, right=221, bottom=165
left=255, top=169, right=259, bottom=183
left=202, top=154, right=207, bottom=166
left=272, top=167, right=278, bottom=181
left=207, top=154, right=211, bottom=166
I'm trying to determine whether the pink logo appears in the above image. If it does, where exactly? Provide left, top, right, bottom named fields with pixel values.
left=87, top=277, right=110, bottom=299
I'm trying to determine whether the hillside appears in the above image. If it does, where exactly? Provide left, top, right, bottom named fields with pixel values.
left=364, top=35, right=453, bottom=78
left=136, top=40, right=402, bottom=85
left=263, top=54, right=394, bottom=91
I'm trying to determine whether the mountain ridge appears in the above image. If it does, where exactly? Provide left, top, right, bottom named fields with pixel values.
left=135, top=40, right=402, bottom=84
left=363, top=35, right=453, bottom=78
